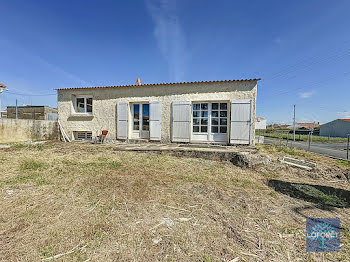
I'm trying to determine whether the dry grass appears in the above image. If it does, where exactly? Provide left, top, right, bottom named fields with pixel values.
left=0, top=142, right=349, bottom=261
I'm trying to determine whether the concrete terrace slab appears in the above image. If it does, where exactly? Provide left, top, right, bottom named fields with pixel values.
left=113, top=143, right=262, bottom=168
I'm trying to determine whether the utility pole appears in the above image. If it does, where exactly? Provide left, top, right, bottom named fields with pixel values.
left=0, top=83, right=8, bottom=119
left=293, top=104, right=296, bottom=141
left=16, top=99, right=18, bottom=119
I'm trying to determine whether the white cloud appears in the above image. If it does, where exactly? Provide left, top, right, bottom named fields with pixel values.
left=337, top=111, right=350, bottom=118
left=299, top=90, right=316, bottom=99
left=145, top=0, right=189, bottom=81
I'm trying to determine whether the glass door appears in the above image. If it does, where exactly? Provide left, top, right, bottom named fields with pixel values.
left=209, top=102, right=228, bottom=142
left=132, top=103, right=150, bottom=139
left=192, top=102, right=228, bottom=142
left=140, top=103, right=149, bottom=138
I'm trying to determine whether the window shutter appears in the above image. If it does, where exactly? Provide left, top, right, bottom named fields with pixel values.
left=172, top=101, right=191, bottom=142
left=117, top=102, right=128, bottom=139
left=230, top=100, right=252, bottom=145
left=150, top=101, right=162, bottom=141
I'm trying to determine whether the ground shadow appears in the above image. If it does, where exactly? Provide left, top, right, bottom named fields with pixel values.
left=268, top=180, right=350, bottom=208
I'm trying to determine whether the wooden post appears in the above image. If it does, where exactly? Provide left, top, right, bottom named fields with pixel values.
left=308, top=132, right=311, bottom=151
left=347, top=134, right=350, bottom=160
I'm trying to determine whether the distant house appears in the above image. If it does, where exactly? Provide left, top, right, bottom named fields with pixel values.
left=7, top=106, right=58, bottom=120
left=270, top=124, right=290, bottom=129
left=255, top=117, right=267, bottom=130
left=295, top=122, right=320, bottom=130
left=0, top=110, right=6, bottom=118
left=320, top=119, right=350, bottom=138
left=57, top=78, right=260, bottom=145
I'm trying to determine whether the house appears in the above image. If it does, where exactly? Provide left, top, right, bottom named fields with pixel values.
left=0, top=110, right=6, bottom=118
left=255, top=117, right=267, bottom=130
left=294, top=122, right=320, bottom=130
left=269, top=124, right=290, bottom=129
left=320, top=119, right=350, bottom=138
left=56, top=78, right=260, bottom=144
left=7, top=106, right=58, bottom=120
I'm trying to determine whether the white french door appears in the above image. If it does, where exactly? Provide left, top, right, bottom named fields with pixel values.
left=131, top=103, right=150, bottom=139
left=191, top=102, right=228, bottom=142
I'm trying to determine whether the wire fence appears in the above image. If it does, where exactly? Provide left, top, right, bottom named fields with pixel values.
left=258, top=130, right=350, bottom=161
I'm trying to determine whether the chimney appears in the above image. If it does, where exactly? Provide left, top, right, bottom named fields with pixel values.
left=136, top=78, right=141, bottom=86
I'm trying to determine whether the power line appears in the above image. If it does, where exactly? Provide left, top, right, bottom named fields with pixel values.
left=5, top=91, right=56, bottom=97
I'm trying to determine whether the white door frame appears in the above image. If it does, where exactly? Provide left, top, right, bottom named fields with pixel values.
left=191, top=101, right=229, bottom=143
left=130, top=103, right=150, bottom=139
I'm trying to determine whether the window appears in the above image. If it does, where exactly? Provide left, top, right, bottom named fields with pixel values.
left=74, top=131, right=92, bottom=140
left=75, top=97, right=93, bottom=114
left=192, top=102, right=228, bottom=134
left=142, top=104, right=149, bottom=131
left=193, top=103, right=208, bottom=133
left=133, top=104, right=140, bottom=131
left=211, top=102, right=227, bottom=134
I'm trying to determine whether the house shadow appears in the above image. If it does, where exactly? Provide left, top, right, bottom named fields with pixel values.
left=267, top=180, right=350, bottom=209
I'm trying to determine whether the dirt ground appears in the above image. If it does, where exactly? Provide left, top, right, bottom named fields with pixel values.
left=0, top=142, right=349, bottom=261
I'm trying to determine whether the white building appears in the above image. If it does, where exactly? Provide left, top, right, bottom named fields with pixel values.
left=57, top=78, right=260, bottom=145
left=255, top=117, right=267, bottom=130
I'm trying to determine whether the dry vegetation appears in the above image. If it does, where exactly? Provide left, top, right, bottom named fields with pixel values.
left=0, top=142, right=350, bottom=261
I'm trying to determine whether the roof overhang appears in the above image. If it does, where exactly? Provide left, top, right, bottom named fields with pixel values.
left=55, top=78, right=261, bottom=91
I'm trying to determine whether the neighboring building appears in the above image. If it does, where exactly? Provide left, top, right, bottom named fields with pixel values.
left=57, top=78, right=260, bottom=144
left=0, top=110, right=7, bottom=118
left=255, top=117, right=267, bottom=130
left=7, top=106, right=58, bottom=120
left=320, top=119, right=350, bottom=138
left=294, top=122, right=320, bottom=130
left=269, top=124, right=290, bottom=129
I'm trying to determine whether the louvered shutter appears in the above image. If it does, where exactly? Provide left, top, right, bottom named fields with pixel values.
left=117, top=101, right=128, bottom=139
left=172, top=101, right=191, bottom=142
left=230, top=100, right=252, bottom=145
left=150, top=101, right=162, bottom=141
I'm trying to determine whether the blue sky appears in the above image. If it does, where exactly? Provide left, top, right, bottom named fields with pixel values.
left=1, top=0, right=350, bottom=124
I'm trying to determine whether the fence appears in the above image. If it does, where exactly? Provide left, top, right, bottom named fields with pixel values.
left=259, top=130, right=350, bottom=161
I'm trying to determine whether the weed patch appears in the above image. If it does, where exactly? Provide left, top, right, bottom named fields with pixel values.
left=20, top=160, right=46, bottom=171
left=336, top=160, right=350, bottom=168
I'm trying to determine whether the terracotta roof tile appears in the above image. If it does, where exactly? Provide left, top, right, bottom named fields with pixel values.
left=55, top=78, right=261, bottom=91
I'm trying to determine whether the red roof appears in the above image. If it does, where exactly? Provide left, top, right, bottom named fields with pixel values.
left=296, top=122, right=320, bottom=129
left=55, top=78, right=261, bottom=91
left=340, top=119, right=350, bottom=122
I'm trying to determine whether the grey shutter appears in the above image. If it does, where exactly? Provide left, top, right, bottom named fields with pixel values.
left=230, top=100, right=252, bottom=145
left=117, top=101, right=128, bottom=139
left=150, top=101, right=162, bottom=141
left=172, top=101, right=191, bottom=142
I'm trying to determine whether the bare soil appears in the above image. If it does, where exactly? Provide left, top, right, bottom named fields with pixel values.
left=0, top=142, right=349, bottom=261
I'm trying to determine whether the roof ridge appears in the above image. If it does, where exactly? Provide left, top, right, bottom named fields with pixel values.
left=55, top=78, right=261, bottom=90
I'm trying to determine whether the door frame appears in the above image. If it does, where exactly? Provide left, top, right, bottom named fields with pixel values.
left=190, top=101, right=230, bottom=143
left=130, top=103, right=150, bottom=139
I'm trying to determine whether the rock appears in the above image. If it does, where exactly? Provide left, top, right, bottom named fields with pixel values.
left=230, top=153, right=272, bottom=168
left=344, top=169, right=350, bottom=181
left=152, top=237, right=162, bottom=245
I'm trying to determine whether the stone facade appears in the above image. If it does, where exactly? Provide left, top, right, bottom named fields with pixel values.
left=57, top=80, right=258, bottom=144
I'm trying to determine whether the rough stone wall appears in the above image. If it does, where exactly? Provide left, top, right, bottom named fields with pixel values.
left=7, top=106, right=57, bottom=120
left=0, top=119, right=58, bottom=143
left=57, top=81, right=258, bottom=144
